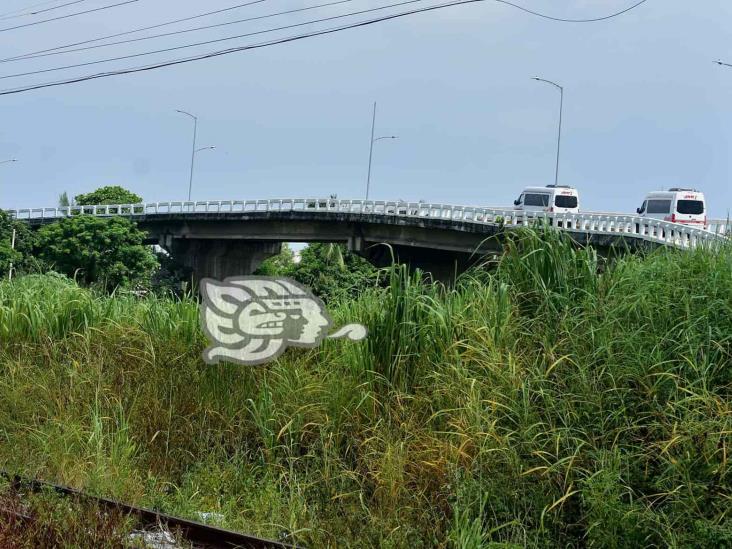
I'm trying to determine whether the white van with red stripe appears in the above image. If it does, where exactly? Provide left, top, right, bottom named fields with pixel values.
left=513, top=185, right=580, bottom=214
left=636, top=188, right=707, bottom=228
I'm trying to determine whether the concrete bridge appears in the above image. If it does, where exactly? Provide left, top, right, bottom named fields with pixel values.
left=10, top=198, right=729, bottom=282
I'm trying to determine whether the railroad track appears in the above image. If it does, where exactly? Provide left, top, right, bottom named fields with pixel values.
left=0, top=472, right=298, bottom=548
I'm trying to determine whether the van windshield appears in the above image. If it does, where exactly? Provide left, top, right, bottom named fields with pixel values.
left=555, top=195, right=578, bottom=209
left=524, top=193, right=550, bottom=207
left=646, top=199, right=672, bottom=214
left=676, top=200, right=704, bottom=215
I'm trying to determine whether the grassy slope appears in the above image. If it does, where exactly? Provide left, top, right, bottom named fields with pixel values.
left=0, top=230, right=730, bottom=548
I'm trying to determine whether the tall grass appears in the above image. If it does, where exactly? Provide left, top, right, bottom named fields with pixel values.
left=0, top=229, right=730, bottom=547
left=0, top=273, right=200, bottom=345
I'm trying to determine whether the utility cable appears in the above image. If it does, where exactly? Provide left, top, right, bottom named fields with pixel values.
left=1, top=0, right=274, bottom=61
left=0, top=0, right=654, bottom=96
left=0, top=0, right=433, bottom=80
left=0, top=0, right=72, bottom=18
left=0, top=0, right=360, bottom=63
left=2, top=0, right=650, bottom=60
left=0, top=0, right=138, bottom=33
left=0, top=1, right=93, bottom=21
left=493, top=0, right=649, bottom=23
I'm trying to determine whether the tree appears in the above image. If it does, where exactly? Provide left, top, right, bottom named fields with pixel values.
left=252, top=243, right=377, bottom=302
left=150, top=250, right=193, bottom=296
left=254, top=244, right=296, bottom=277
left=58, top=191, right=73, bottom=207
left=34, top=216, right=157, bottom=290
left=0, top=210, right=37, bottom=278
left=75, top=185, right=142, bottom=206
left=287, top=243, right=378, bottom=303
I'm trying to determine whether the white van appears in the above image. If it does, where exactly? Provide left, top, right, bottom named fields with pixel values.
left=636, top=188, right=707, bottom=228
left=513, top=185, right=580, bottom=214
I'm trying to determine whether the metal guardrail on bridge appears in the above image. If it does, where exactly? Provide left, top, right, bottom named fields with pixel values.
left=8, top=198, right=730, bottom=249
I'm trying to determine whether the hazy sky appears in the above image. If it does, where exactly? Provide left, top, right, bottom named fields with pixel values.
left=0, top=0, right=730, bottom=217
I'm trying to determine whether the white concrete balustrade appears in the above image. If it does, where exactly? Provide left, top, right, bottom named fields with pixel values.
left=7, top=198, right=729, bottom=249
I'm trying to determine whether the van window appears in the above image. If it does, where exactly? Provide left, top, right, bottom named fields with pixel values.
left=638, top=201, right=647, bottom=214
left=646, top=199, right=672, bottom=214
left=676, top=200, right=704, bottom=215
left=555, top=195, right=578, bottom=209
left=524, top=193, right=550, bottom=207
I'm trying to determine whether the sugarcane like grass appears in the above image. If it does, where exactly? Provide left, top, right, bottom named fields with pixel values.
left=0, top=228, right=730, bottom=548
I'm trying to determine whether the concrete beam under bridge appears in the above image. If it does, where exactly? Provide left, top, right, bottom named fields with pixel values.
left=141, top=211, right=661, bottom=283
left=148, top=211, right=508, bottom=283
left=169, top=239, right=282, bottom=281
left=349, top=241, right=495, bottom=283
left=20, top=209, right=663, bottom=283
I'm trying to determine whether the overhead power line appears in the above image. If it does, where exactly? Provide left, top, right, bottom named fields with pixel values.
left=0, top=0, right=139, bottom=32
left=3, top=0, right=650, bottom=61
left=0, top=0, right=93, bottom=21
left=0, top=0, right=71, bottom=18
left=0, top=0, right=653, bottom=96
left=2, top=0, right=273, bottom=61
left=0, top=0, right=436, bottom=80
left=1, top=0, right=360, bottom=63
left=494, top=0, right=649, bottom=23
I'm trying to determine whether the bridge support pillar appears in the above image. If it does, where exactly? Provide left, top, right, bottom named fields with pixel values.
left=169, top=239, right=281, bottom=282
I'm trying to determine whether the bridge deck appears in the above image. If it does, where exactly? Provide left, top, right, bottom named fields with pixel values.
left=10, top=198, right=728, bottom=250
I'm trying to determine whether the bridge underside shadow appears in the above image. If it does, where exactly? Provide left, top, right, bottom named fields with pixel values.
left=166, top=238, right=495, bottom=284
left=353, top=241, right=495, bottom=283
left=142, top=211, right=509, bottom=283
left=168, top=239, right=283, bottom=283
left=130, top=210, right=662, bottom=284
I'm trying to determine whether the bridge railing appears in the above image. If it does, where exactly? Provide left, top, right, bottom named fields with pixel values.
left=7, top=199, right=729, bottom=249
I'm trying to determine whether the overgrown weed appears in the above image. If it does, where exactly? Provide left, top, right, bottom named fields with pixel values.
left=0, top=230, right=730, bottom=547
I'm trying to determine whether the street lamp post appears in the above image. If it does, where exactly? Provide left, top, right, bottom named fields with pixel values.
left=2, top=159, right=18, bottom=280
left=532, top=77, right=564, bottom=187
left=365, top=102, right=397, bottom=200
left=8, top=228, right=15, bottom=281
left=176, top=110, right=215, bottom=202
left=176, top=110, right=197, bottom=201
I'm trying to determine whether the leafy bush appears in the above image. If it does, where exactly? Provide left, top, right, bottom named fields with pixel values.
left=256, top=242, right=379, bottom=304
left=74, top=185, right=142, bottom=206
left=34, top=216, right=157, bottom=291
left=0, top=209, right=38, bottom=278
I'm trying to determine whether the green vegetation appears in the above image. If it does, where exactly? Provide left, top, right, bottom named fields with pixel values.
left=2, top=185, right=159, bottom=292
left=35, top=216, right=158, bottom=290
left=0, top=229, right=730, bottom=547
left=0, top=486, right=139, bottom=548
left=58, top=191, right=74, bottom=208
left=0, top=210, right=38, bottom=278
left=256, top=243, right=379, bottom=303
left=255, top=242, right=297, bottom=277
left=74, top=185, right=143, bottom=206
